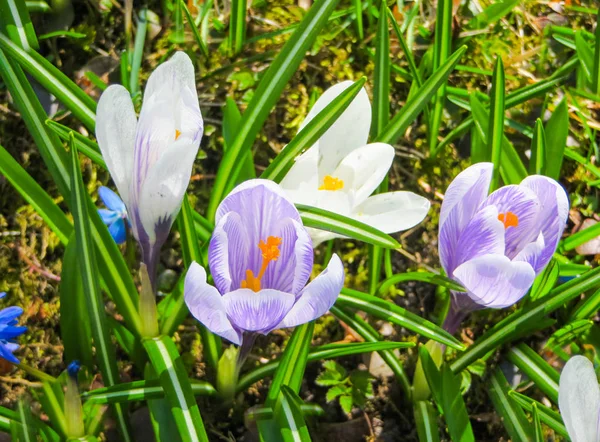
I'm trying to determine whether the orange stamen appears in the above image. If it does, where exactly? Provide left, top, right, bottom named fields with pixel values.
left=319, top=175, right=344, bottom=191
left=498, top=211, right=519, bottom=229
left=241, top=236, right=282, bottom=292
left=175, top=129, right=182, bottom=140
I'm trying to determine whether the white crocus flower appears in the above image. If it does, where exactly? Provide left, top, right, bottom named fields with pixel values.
left=559, top=355, right=600, bottom=442
left=280, top=81, right=430, bottom=246
left=96, top=51, right=203, bottom=275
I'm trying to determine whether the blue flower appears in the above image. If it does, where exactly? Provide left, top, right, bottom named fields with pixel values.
left=98, top=186, right=128, bottom=245
left=0, top=292, right=27, bottom=364
left=67, top=360, right=81, bottom=379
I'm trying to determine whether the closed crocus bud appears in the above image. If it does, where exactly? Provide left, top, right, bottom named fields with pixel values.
left=280, top=81, right=430, bottom=246
left=439, top=163, right=569, bottom=333
left=184, top=179, right=345, bottom=347
left=96, top=51, right=203, bottom=279
left=559, top=355, right=600, bottom=442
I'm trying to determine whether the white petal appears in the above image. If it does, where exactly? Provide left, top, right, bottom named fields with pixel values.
left=280, top=147, right=319, bottom=205
left=144, top=51, right=197, bottom=104
left=352, top=192, right=430, bottom=234
left=332, top=143, right=394, bottom=206
left=300, top=81, right=371, bottom=179
left=559, top=355, right=600, bottom=442
left=95, top=85, right=137, bottom=206
left=138, top=139, right=199, bottom=243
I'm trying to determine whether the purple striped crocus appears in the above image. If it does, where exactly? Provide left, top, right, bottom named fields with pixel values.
left=96, top=51, right=203, bottom=278
left=184, top=179, right=345, bottom=346
left=440, top=163, right=569, bottom=333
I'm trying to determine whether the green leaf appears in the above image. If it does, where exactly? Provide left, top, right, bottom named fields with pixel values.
left=181, top=0, right=208, bottom=57
left=414, top=401, right=441, bottom=442
left=45, top=120, right=106, bottom=168
left=531, top=403, right=544, bottom=442
left=207, top=0, right=341, bottom=222
left=508, top=391, right=568, bottom=438
left=372, top=1, right=389, bottom=138
left=593, top=8, right=600, bottom=94
left=0, top=144, right=72, bottom=244
left=143, top=336, right=209, bottom=442
left=352, top=0, right=363, bottom=39
left=546, top=319, right=594, bottom=350
left=528, top=260, right=559, bottom=302
left=59, top=234, right=94, bottom=370
left=129, top=9, right=148, bottom=96
left=261, top=77, right=367, bottom=183
left=506, top=344, right=559, bottom=403
left=487, top=367, right=534, bottom=441
left=297, top=204, right=400, bottom=248
left=0, top=0, right=38, bottom=50
left=337, top=288, right=464, bottom=350
left=529, top=119, right=546, bottom=175
left=272, top=386, right=312, bottom=442
left=575, top=30, right=594, bottom=82
left=451, top=265, right=600, bottom=373
left=325, top=385, right=347, bottom=402
left=223, top=97, right=255, bottom=183
left=544, top=98, right=569, bottom=180
left=469, top=95, right=489, bottom=163
left=69, top=139, right=132, bottom=441
left=0, top=32, right=97, bottom=130
left=145, top=364, right=183, bottom=442
left=488, top=57, right=505, bottom=190
left=378, top=271, right=465, bottom=295
left=229, top=0, right=247, bottom=54
left=378, top=45, right=467, bottom=145
left=469, top=0, right=519, bottom=29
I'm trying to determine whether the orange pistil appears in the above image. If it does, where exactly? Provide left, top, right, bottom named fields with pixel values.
left=175, top=129, right=182, bottom=140
left=241, top=236, right=282, bottom=292
left=498, top=211, right=519, bottom=229
left=319, top=175, right=344, bottom=191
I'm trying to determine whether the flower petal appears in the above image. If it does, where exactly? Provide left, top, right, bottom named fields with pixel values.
left=520, top=175, right=569, bottom=273
left=96, top=85, right=137, bottom=206
left=98, top=209, right=119, bottom=226
left=98, top=186, right=126, bottom=213
left=331, top=143, right=395, bottom=206
left=482, top=184, right=541, bottom=259
left=352, top=191, right=430, bottom=234
left=449, top=205, right=505, bottom=273
left=222, top=289, right=295, bottom=334
left=307, top=228, right=338, bottom=247
left=439, top=162, right=493, bottom=230
left=108, top=218, right=127, bottom=245
left=280, top=147, right=319, bottom=204
left=0, top=342, right=20, bottom=364
left=300, top=81, right=371, bottom=179
left=144, top=51, right=197, bottom=110
left=559, top=355, right=600, bottom=442
left=279, top=254, right=344, bottom=328
left=137, top=139, right=199, bottom=244
left=514, top=232, right=546, bottom=272
left=262, top=219, right=313, bottom=295
left=184, top=262, right=241, bottom=345
left=0, top=306, right=23, bottom=324
left=208, top=212, right=249, bottom=294
left=453, top=254, right=535, bottom=308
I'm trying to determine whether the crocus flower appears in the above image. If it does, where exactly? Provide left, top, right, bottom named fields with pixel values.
left=440, top=162, right=568, bottom=332
left=97, top=186, right=128, bottom=244
left=280, top=81, right=430, bottom=246
left=558, top=355, right=600, bottom=442
left=96, top=51, right=203, bottom=275
left=184, top=179, right=345, bottom=346
left=0, top=293, right=27, bottom=364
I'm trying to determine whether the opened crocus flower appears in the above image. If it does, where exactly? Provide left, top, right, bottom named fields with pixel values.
left=0, top=293, right=27, bottom=364
left=96, top=51, right=203, bottom=276
left=184, top=179, right=345, bottom=346
left=279, top=81, right=430, bottom=246
left=558, top=355, right=600, bottom=442
left=440, top=162, right=568, bottom=333
left=97, top=186, right=128, bottom=245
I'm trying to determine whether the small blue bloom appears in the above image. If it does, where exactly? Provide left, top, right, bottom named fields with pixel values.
left=0, top=292, right=27, bottom=364
left=67, top=360, right=81, bottom=378
left=98, top=186, right=128, bottom=245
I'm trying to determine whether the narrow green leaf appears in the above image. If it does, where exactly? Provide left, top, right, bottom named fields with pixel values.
left=377, top=45, right=467, bottom=145
left=337, top=288, right=464, bottom=350
left=544, top=98, right=568, bottom=180
left=528, top=260, right=559, bottom=302
left=297, top=204, right=400, bottom=248
left=506, top=344, right=559, bottom=403
left=230, top=0, right=247, bottom=54
left=272, top=386, right=312, bottom=442
left=352, top=0, right=363, bottom=39
left=531, top=403, right=544, bottom=442
left=593, top=8, right=600, bottom=94
left=378, top=271, right=465, bottom=295
left=372, top=1, right=389, bottom=138
left=0, top=144, right=72, bottom=244
left=0, top=0, right=38, bottom=50
left=129, top=8, right=147, bottom=95
left=70, top=139, right=132, bottom=441
left=508, top=391, right=569, bottom=438
left=45, top=120, right=106, bottom=168
left=469, top=0, right=519, bottom=29
left=488, top=368, right=534, bottom=441
left=17, top=400, right=37, bottom=442
left=451, top=266, right=600, bottom=373
left=546, top=319, right=593, bottom=349
left=470, top=94, right=489, bottom=162
left=570, top=286, right=600, bottom=320
left=387, top=7, right=422, bottom=88
left=261, top=77, right=366, bottom=182
left=181, top=0, right=208, bottom=58
left=223, top=97, right=255, bottom=183
left=575, top=30, right=594, bottom=81
left=488, top=57, right=505, bottom=190
left=414, top=401, right=441, bottom=442
left=529, top=119, right=546, bottom=175
left=143, top=336, right=209, bottom=442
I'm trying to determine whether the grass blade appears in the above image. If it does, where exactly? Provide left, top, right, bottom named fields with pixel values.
left=529, top=119, right=546, bottom=175
left=508, top=391, right=568, bottom=438
left=0, top=0, right=38, bottom=50
left=505, top=344, right=559, bottom=403
left=593, top=8, right=600, bottom=94
left=230, top=0, right=247, bottom=54
left=181, top=0, right=208, bottom=58
left=378, top=271, right=465, bottom=295
left=414, top=401, right=441, bottom=442
left=544, top=97, right=568, bottom=180
left=129, top=8, right=147, bottom=96
left=83, top=380, right=216, bottom=404
left=488, top=57, right=505, bottom=190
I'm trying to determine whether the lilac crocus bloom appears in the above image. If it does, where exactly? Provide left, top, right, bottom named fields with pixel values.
left=0, top=293, right=27, bottom=364
left=184, top=179, right=345, bottom=346
left=440, top=163, right=569, bottom=333
left=98, top=186, right=128, bottom=244
left=96, top=51, right=203, bottom=276
left=558, top=355, right=600, bottom=442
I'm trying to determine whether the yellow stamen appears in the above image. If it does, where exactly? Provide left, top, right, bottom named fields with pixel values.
left=241, top=236, right=282, bottom=292
left=175, top=129, right=182, bottom=140
left=319, top=175, right=344, bottom=191
left=498, top=211, right=519, bottom=229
